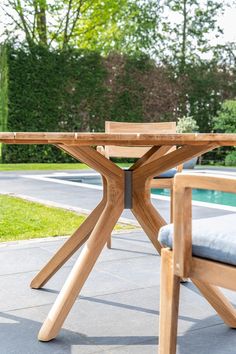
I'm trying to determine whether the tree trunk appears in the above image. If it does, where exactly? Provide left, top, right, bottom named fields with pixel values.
left=180, top=0, right=187, bottom=72
left=35, top=0, right=47, bottom=46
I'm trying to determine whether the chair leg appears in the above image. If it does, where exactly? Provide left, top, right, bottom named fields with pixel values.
left=107, top=234, right=112, bottom=248
left=170, top=187, right=174, bottom=223
left=192, top=279, right=236, bottom=328
left=159, top=248, right=180, bottom=354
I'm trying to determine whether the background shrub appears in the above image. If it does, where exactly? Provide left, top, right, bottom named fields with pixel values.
left=0, top=44, right=235, bottom=163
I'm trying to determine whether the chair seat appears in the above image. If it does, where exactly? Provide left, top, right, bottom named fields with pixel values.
left=158, top=214, right=236, bottom=266
left=154, top=168, right=177, bottom=179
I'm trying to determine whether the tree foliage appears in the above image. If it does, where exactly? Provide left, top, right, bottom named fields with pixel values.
left=0, top=0, right=159, bottom=53
left=213, top=100, right=236, bottom=133
left=176, top=116, right=199, bottom=133
left=155, top=0, right=227, bottom=71
left=210, top=100, right=236, bottom=166
left=1, top=0, right=236, bottom=165
left=1, top=0, right=234, bottom=64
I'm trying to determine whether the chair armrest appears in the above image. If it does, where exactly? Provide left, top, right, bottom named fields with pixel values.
left=174, top=173, right=236, bottom=194
left=173, top=173, right=236, bottom=278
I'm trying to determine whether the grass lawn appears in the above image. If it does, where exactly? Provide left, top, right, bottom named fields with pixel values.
left=1, top=163, right=235, bottom=172
left=0, top=195, right=134, bottom=242
left=0, top=163, right=130, bottom=171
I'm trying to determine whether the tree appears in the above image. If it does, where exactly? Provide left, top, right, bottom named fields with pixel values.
left=0, top=0, right=160, bottom=53
left=1, top=0, right=48, bottom=47
left=212, top=42, right=236, bottom=71
left=213, top=100, right=236, bottom=166
left=156, top=0, right=227, bottom=71
left=176, top=115, right=199, bottom=133
left=213, top=100, right=236, bottom=133
left=148, top=0, right=235, bottom=133
left=75, top=0, right=161, bottom=55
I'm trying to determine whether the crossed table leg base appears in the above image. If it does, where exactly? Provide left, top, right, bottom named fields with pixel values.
left=29, top=143, right=226, bottom=341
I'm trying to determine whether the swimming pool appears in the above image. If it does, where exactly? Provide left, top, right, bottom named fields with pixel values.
left=151, top=188, right=236, bottom=207
left=48, top=174, right=236, bottom=207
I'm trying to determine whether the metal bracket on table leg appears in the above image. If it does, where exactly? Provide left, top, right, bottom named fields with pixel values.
left=124, top=170, right=132, bottom=209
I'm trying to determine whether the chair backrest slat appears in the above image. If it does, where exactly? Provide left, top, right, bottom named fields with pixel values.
left=104, top=121, right=176, bottom=158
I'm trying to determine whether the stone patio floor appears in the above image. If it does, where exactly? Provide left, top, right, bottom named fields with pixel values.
left=0, top=169, right=236, bottom=354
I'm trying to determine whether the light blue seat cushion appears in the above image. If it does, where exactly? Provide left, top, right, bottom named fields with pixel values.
left=158, top=214, right=236, bottom=266
left=154, top=168, right=177, bottom=179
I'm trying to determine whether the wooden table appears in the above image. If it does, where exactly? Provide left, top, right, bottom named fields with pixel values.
left=0, top=132, right=236, bottom=341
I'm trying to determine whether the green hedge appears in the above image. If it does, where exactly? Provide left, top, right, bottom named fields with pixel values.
left=0, top=46, right=155, bottom=162
left=1, top=45, right=109, bottom=162
left=0, top=46, right=177, bottom=162
left=0, top=44, right=235, bottom=163
left=0, top=46, right=8, bottom=132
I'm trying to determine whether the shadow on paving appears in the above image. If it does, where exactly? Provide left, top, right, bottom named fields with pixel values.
left=1, top=311, right=236, bottom=354
left=0, top=311, right=157, bottom=353
left=178, top=318, right=236, bottom=354
left=38, top=287, right=197, bottom=323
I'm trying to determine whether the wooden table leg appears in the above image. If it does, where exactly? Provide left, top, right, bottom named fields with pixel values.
left=131, top=178, right=172, bottom=255
left=30, top=198, right=106, bottom=289
left=36, top=145, right=125, bottom=341
left=130, top=144, right=218, bottom=255
left=35, top=143, right=217, bottom=342
left=132, top=189, right=165, bottom=255
left=38, top=200, right=123, bottom=341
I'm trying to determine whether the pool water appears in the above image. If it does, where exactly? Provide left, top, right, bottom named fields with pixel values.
left=151, top=188, right=236, bottom=207
left=51, top=175, right=236, bottom=207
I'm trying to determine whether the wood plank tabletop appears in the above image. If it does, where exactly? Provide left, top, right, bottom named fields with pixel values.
left=0, top=132, right=236, bottom=146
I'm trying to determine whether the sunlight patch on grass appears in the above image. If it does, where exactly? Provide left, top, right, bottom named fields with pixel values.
left=0, top=162, right=131, bottom=171
left=0, top=195, right=134, bottom=242
left=0, top=163, right=90, bottom=171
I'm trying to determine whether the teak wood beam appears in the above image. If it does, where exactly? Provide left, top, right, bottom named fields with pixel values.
left=0, top=132, right=236, bottom=345
left=31, top=141, right=223, bottom=341
left=5, top=138, right=227, bottom=342
left=133, top=144, right=219, bottom=181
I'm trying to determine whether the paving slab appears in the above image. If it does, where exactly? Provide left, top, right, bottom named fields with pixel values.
left=0, top=231, right=160, bottom=313
left=0, top=231, right=155, bottom=276
left=0, top=170, right=236, bottom=353
left=0, top=310, right=101, bottom=354
left=2, top=280, right=234, bottom=354
left=176, top=323, right=236, bottom=354
left=98, top=323, right=236, bottom=354
left=0, top=233, right=236, bottom=353
left=0, top=245, right=57, bottom=276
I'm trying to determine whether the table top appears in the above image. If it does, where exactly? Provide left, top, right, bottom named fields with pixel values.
left=0, top=132, right=236, bottom=146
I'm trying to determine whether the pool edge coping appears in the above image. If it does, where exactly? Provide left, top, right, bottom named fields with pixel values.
left=21, top=171, right=236, bottom=213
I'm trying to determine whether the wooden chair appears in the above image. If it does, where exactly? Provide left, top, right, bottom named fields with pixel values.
left=98, top=121, right=183, bottom=248
left=158, top=173, right=236, bottom=354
